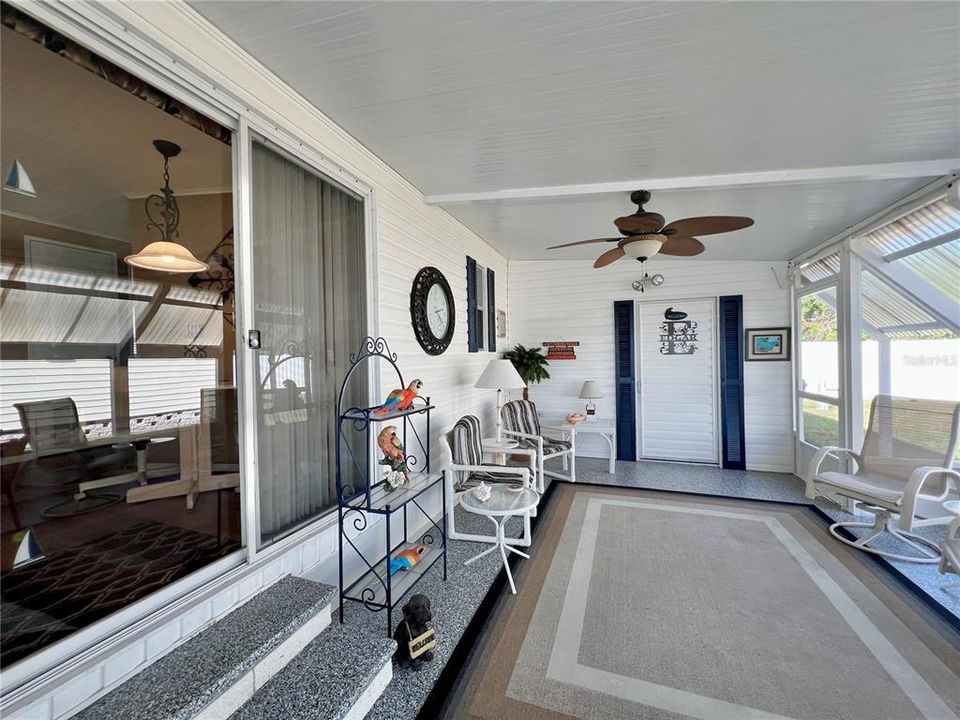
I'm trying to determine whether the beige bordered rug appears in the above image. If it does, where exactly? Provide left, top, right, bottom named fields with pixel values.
left=441, top=484, right=960, bottom=720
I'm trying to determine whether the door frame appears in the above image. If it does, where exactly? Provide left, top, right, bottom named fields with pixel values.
left=634, top=296, right=722, bottom=465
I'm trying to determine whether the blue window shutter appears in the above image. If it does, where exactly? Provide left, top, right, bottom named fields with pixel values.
left=613, top=300, right=637, bottom=461
left=486, top=268, right=496, bottom=351
left=718, top=295, right=746, bottom=469
left=466, top=256, right=478, bottom=352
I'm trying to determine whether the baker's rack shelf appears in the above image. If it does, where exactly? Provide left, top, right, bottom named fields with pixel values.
left=336, top=337, right=447, bottom=634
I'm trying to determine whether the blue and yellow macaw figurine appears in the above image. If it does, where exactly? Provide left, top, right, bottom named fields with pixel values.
left=373, top=379, right=423, bottom=416
left=389, top=543, right=428, bottom=575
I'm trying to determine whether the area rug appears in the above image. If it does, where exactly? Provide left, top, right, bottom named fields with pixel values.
left=440, top=484, right=960, bottom=720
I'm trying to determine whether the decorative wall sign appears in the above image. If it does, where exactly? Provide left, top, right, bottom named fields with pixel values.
left=745, top=327, right=791, bottom=361
left=543, top=340, right=579, bottom=360
left=660, top=307, right=698, bottom=355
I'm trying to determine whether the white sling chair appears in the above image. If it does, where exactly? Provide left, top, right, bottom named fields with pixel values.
left=806, top=395, right=960, bottom=564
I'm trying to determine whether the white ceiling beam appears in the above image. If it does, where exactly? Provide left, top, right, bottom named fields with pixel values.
left=424, top=159, right=960, bottom=205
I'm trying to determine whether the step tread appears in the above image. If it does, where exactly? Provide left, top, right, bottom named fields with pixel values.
left=75, top=576, right=336, bottom=720
left=230, top=623, right=396, bottom=720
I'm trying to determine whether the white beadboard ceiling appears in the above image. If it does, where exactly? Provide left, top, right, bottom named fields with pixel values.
left=1, top=26, right=231, bottom=242
left=189, top=1, right=959, bottom=260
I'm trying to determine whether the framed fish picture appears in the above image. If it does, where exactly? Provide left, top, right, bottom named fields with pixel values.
left=745, top=328, right=791, bottom=361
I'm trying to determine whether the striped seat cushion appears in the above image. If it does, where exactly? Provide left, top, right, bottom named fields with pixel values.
left=457, top=470, right=524, bottom=491
left=451, top=415, right=483, bottom=466
left=515, top=436, right=572, bottom=455
left=502, top=400, right=541, bottom=437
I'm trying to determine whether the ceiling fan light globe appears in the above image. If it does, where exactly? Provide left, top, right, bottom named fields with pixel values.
left=651, top=274, right=665, bottom=286
left=622, top=235, right=664, bottom=260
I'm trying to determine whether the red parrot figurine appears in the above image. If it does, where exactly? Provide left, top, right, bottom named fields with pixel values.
left=373, top=379, right=423, bottom=416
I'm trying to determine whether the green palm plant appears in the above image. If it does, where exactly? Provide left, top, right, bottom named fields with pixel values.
left=503, top=344, right=550, bottom=400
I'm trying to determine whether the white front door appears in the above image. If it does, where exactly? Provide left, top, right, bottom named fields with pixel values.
left=636, top=298, right=719, bottom=463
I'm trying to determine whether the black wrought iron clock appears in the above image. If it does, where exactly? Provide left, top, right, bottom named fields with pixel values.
left=410, top=266, right=455, bottom=355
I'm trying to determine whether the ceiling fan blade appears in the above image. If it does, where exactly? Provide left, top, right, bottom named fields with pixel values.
left=593, top=246, right=626, bottom=268
left=614, top=212, right=665, bottom=235
left=659, top=236, right=705, bottom=257
left=546, top=237, right=622, bottom=250
left=662, top=216, right=754, bottom=237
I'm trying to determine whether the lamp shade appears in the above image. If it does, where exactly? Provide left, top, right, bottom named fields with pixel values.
left=475, top=359, right=525, bottom=390
left=579, top=381, right=603, bottom=399
left=125, top=241, right=209, bottom=274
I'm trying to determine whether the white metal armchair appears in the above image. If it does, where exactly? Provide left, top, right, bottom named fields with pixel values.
left=501, top=399, right=576, bottom=487
left=445, top=415, right=536, bottom=545
left=806, top=395, right=960, bottom=563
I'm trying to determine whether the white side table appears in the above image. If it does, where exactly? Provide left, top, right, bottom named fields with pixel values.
left=461, top=484, right=539, bottom=594
left=565, top=420, right=616, bottom=474
left=481, top=436, right=518, bottom=465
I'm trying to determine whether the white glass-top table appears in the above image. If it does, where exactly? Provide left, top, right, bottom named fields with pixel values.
left=460, top=484, right=539, bottom=594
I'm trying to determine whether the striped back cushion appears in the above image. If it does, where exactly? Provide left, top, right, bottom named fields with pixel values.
left=15, top=398, right=85, bottom=453
left=452, top=415, right=483, bottom=466
left=502, top=400, right=541, bottom=437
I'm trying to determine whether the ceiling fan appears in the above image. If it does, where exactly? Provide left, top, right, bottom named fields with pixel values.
left=546, top=190, right=754, bottom=268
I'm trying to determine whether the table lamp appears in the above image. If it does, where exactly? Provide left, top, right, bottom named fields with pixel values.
left=579, top=380, right=603, bottom=416
left=475, top=359, right=526, bottom=442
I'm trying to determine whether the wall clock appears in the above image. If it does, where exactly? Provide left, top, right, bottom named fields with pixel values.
left=410, top=266, right=455, bottom=355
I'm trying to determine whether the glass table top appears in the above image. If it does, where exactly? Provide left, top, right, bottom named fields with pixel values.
left=460, top=484, right=539, bottom=515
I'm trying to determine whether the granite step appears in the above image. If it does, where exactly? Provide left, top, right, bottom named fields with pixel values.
left=74, top=576, right=336, bottom=720
left=229, top=624, right=396, bottom=720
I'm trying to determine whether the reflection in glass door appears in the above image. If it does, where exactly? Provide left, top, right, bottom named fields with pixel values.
left=248, top=140, right=366, bottom=548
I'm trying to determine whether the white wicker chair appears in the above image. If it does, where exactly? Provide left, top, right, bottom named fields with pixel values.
left=445, top=415, right=536, bottom=546
left=501, top=400, right=576, bottom=487
left=806, top=395, right=960, bottom=563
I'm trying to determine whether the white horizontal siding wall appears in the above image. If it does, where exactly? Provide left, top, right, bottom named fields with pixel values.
left=0, top=360, right=113, bottom=431
left=0, top=4, right=509, bottom=718
left=509, top=259, right=794, bottom=473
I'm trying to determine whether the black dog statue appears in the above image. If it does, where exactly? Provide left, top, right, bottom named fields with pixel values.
left=393, top=594, right=435, bottom=670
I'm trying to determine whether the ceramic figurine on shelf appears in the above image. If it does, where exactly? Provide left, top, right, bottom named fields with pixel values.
left=389, top=542, right=428, bottom=575
left=377, top=425, right=410, bottom=489
left=393, top=594, right=436, bottom=671
left=373, top=379, right=423, bottom=416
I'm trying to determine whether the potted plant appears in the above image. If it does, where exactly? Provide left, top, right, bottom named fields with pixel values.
left=503, top=344, right=550, bottom=400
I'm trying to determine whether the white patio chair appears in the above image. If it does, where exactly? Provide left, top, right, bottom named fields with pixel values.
left=445, top=415, right=536, bottom=546
left=501, top=399, right=576, bottom=488
left=806, top=395, right=960, bottom=564
left=940, top=516, right=960, bottom=589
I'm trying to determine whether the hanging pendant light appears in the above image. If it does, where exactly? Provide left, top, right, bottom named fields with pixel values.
left=3, top=159, right=36, bottom=197
left=125, top=140, right=208, bottom=273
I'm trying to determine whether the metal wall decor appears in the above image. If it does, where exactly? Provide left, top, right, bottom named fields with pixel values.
left=190, top=229, right=236, bottom=326
left=410, top=267, right=455, bottom=355
left=660, top=306, right=698, bottom=355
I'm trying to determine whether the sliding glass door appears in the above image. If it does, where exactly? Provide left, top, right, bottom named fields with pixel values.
left=248, top=139, right=366, bottom=548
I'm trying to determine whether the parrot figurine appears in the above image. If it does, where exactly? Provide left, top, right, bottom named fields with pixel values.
left=378, top=426, right=409, bottom=487
left=390, top=543, right=428, bottom=575
left=378, top=426, right=406, bottom=465
left=373, top=379, right=423, bottom=416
